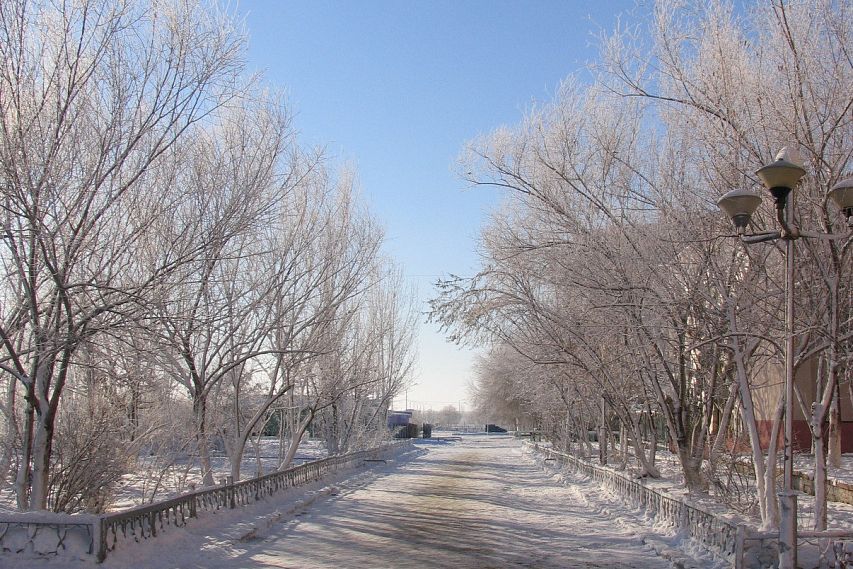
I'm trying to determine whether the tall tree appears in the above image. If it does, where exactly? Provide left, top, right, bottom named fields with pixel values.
left=0, top=0, right=245, bottom=510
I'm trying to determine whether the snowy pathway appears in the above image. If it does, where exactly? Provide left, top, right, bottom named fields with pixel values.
left=34, top=434, right=678, bottom=569
left=209, top=434, right=669, bottom=568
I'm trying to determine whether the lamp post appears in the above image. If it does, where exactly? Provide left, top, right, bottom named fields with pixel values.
left=717, top=149, right=853, bottom=569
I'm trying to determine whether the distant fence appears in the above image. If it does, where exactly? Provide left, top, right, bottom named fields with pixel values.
left=528, top=443, right=853, bottom=568
left=0, top=441, right=410, bottom=563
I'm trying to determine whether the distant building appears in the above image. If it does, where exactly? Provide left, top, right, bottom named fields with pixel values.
left=751, top=356, right=852, bottom=452
left=387, top=409, right=414, bottom=429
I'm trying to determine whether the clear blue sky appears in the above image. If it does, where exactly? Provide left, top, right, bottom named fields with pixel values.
left=237, top=0, right=643, bottom=412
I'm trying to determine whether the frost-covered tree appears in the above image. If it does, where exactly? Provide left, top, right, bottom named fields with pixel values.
left=600, top=0, right=852, bottom=529
left=0, top=0, right=245, bottom=510
left=433, top=0, right=851, bottom=530
left=0, top=0, right=418, bottom=512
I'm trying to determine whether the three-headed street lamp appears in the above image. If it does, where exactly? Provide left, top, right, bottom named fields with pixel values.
left=717, top=149, right=853, bottom=569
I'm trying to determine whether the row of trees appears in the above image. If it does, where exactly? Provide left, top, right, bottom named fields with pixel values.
left=0, top=0, right=416, bottom=512
left=433, top=0, right=851, bottom=531
left=410, top=405, right=464, bottom=428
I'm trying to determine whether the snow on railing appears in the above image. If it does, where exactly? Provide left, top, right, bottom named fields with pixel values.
left=0, top=511, right=99, bottom=560
left=528, top=444, right=744, bottom=564
left=742, top=529, right=853, bottom=569
left=0, top=440, right=410, bottom=563
left=529, top=443, right=853, bottom=569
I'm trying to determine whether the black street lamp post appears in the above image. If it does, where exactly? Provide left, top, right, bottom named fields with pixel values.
left=717, top=149, right=852, bottom=569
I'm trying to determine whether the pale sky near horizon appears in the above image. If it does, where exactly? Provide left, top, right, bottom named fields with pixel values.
left=237, top=0, right=645, bottom=413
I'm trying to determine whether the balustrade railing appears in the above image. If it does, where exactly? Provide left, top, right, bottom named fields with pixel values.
left=529, top=444, right=744, bottom=564
left=0, top=441, right=409, bottom=563
left=529, top=443, right=853, bottom=569
left=741, top=529, right=853, bottom=568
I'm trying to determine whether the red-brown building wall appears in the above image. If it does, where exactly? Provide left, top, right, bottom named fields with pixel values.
left=756, top=419, right=853, bottom=453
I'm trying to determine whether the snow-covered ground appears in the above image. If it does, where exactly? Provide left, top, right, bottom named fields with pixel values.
left=552, top=441, right=853, bottom=532
left=7, top=435, right=849, bottom=568
left=5, top=434, right=696, bottom=568
left=109, top=438, right=328, bottom=511
left=0, top=438, right=328, bottom=513
left=793, top=454, right=853, bottom=486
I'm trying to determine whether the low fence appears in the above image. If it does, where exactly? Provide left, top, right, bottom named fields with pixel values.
left=731, top=460, right=853, bottom=507
left=528, top=443, right=744, bottom=564
left=742, top=527, right=853, bottom=567
left=792, top=472, right=853, bottom=506
left=0, top=441, right=409, bottom=563
left=528, top=443, right=853, bottom=568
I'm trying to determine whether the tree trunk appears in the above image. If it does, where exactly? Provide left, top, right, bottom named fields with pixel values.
left=630, top=429, right=660, bottom=478
left=599, top=397, right=608, bottom=466
left=624, top=408, right=660, bottom=477
left=734, top=346, right=773, bottom=525
left=762, top=396, right=785, bottom=530
left=710, top=382, right=738, bottom=463
left=14, top=395, right=34, bottom=510
left=326, top=403, right=340, bottom=455
left=339, top=399, right=361, bottom=453
left=0, top=377, right=18, bottom=489
left=229, top=435, right=247, bottom=481
left=193, top=397, right=215, bottom=486
left=648, top=419, right=657, bottom=467
left=129, top=381, right=141, bottom=443
left=813, top=425, right=828, bottom=530
left=812, top=283, right=842, bottom=531
left=228, top=403, right=281, bottom=481
left=252, top=433, right=263, bottom=478
left=280, top=410, right=314, bottom=470
left=677, top=448, right=704, bottom=493
left=828, top=386, right=841, bottom=468
left=29, top=411, right=56, bottom=510
left=727, top=305, right=782, bottom=526
left=582, top=421, right=593, bottom=459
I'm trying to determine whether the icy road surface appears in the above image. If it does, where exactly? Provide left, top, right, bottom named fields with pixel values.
left=58, top=434, right=677, bottom=569
left=221, top=434, right=669, bottom=569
